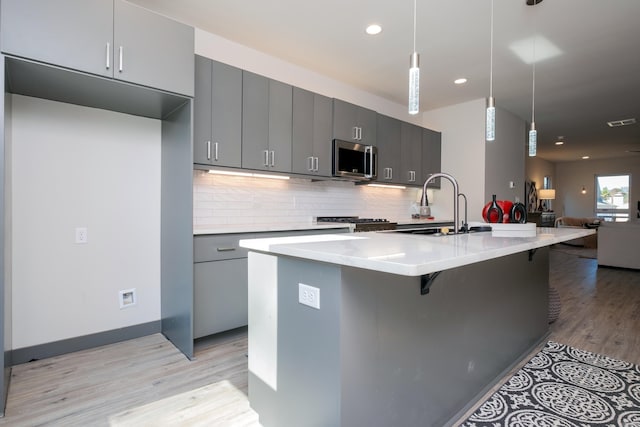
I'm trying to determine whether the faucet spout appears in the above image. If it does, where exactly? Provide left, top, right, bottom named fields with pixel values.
left=422, top=173, right=461, bottom=234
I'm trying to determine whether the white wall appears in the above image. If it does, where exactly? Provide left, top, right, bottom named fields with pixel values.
left=422, top=99, right=487, bottom=222
left=10, top=95, right=161, bottom=349
left=555, top=157, right=640, bottom=218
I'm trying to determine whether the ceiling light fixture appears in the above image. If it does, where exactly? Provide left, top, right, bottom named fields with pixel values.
left=582, top=156, right=590, bottom=159
left=365, top=24, right=382, bottom=35
left=555, top=136, right=564, bottom=145
left=454, top=78, right=467, bottom=85
left=486, top=0, right=496, bottom=142
left=408, top=0, right=420, bottom=115
left=606, top=118, right=636, bottom=127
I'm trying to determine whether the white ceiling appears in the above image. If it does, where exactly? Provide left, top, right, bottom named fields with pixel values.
left=130, top=0, right=640, bottom=162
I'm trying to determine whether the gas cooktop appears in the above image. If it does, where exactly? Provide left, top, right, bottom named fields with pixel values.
left=315, top=216, right=397, bottom=232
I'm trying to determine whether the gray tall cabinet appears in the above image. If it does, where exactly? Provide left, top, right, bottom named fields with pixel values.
left=0, top=0, right=195, bottom=415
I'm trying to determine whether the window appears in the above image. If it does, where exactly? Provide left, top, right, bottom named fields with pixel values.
left=595, top=174, right=630, bottom=222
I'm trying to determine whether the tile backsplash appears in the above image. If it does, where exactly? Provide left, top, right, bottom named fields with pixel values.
left=193, top=170, right=423, bottom=226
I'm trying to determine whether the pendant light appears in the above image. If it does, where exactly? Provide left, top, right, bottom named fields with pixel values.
left=485, top=0, right=496, bottom=142
left=408, top=0, right=420, bottom=115
left=528, top=36, right=537, bottom=157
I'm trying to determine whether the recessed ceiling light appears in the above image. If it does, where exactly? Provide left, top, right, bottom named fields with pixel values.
left=555, top=141, right=564, bottom=145
left=454, top=78, right=467, bottom=85
left=582, top=156, right=590, bottom=159
left=365, top=24, right=382, bottom=35
left=555, top=136, right=564, bottom=145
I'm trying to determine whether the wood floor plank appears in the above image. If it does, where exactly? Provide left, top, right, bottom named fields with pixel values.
left=0, top=246, right=638, bottom=426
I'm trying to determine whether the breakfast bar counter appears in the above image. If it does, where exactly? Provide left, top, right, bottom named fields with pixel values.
left=240, top=227, right=594, bottom=427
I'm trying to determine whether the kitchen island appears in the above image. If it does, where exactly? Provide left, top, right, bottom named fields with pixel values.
left=240, top=227, right=594, bottom=427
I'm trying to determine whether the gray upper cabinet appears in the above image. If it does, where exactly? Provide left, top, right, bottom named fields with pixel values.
left=1, top=0, right=194, bottom=97
left=242, top=71, right=292, bottom=173
left=376, top=114, right=402, bottom=184
left=333, top=99, right=377, bottom=145
left=422, top=128, right=442, bottom=188
left=194, top=56, right=242, bottom=167
left=400, top=122, right=423, bottom=185
left=292, top=88, right=333, bottom=176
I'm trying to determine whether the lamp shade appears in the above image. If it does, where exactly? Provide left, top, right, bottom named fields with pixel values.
left=538, top=189, right=555, bottom=200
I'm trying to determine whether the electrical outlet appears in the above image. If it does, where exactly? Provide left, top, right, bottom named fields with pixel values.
left=75, top=227, right=88, bottom=244
left=298, top=283, right=320, bottom=309
left=119, top=288, right=137, bottom=309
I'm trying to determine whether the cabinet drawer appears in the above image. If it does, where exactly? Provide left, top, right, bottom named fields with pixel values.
left=194, top=234, right=250, bottom=262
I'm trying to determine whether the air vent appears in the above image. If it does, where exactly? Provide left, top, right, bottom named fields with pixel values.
left=607, top=118, right=636, bottom=127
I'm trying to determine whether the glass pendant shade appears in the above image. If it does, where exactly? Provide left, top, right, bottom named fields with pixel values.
left=528, top=122, right=537, bottom=157
left=408, top=52, right=420, bottom=115
left=486, top=96, right=496, bottom=141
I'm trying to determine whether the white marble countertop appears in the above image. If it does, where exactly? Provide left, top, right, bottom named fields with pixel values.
left=239, top=227, right=596, bottom=276
left=193, top=218, right=453, bottom=235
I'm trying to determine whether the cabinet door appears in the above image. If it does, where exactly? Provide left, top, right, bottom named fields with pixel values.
left=292, top=88, right=315, bottom=174
left=194, top=55, right=213, bottom=165
left=312, top=94, right=334, bottom=176
left=292, top=89, right=333, bottom=176
left=0, top=0, right=113, bottom=78
left=333, top=99, right=359, bottom=141
left=422, top=128, right=442, bottom=188
left=356, top=106, right=377, bottom=146
left=400, top=122, right=423, bottom=185
left=211, top=61, right=242, bottom=168
left=194, top=258, right=248, bottom=339
left=242, top=71, right=270, bottom=170
left=113, top=0, right=194, bottom=96
left=268, top=79, right=293, bottom=172
left=376, top=115, right=402, bottom=183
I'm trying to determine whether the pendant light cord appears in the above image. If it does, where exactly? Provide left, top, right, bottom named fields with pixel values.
left=413, top=0, right=417, bottom=52
left=531, top=37, right=536, bottom=122
left=489, top=0, right=494, bottom=97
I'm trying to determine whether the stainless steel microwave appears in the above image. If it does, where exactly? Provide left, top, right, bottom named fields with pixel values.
left=332, top=139, right=378, bottom=181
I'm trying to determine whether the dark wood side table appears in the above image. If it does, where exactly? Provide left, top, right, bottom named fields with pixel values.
left=527, top=212, right=556, bottom=227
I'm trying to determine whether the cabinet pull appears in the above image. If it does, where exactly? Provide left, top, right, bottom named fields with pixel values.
left=352, top=126, right=358, bottom=140
left=270, top=150, right=275, bottom=167
left=263, top=150, right=269, bottom=166
left=364, top=145, right=374, bottom=178
left=118, top=46, right=124, bottom=72
left=105, top=42, right=110, bottom=69
left=216, top=247, right=236, bottom=252
left=213, top=142, right=219, bottom=161
left=314, top=157, right=319, bottom=172
left=307, top=156, right=314, bottom=171
left=357, top=127, right=363, bottom=141
left=206, top=141, right=211, bottom=160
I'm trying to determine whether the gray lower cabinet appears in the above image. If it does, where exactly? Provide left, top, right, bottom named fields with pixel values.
left=193, top=228, right=348, bottom=339
left=0, top=0, right=194, bottom=97
left=333, top=99, right=377, bottom=145
left=292, top=88, right=333, bottom=176
left=422, top=128, right=442, bottom=188
left=194, top=56, right=242, bottom=167
left=242, top=71, right=292, bottom=172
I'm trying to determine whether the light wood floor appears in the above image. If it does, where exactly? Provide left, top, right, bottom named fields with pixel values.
left=1, top=246, right=638, bottom=426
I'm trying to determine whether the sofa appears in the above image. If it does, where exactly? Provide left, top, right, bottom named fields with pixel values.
left=555, top=216, right=600, bottom=248
left=597, top=220, right=640, bottom=269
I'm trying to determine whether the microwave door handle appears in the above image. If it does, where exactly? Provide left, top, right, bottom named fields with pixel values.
left=364, top=145, right=373, bottom=178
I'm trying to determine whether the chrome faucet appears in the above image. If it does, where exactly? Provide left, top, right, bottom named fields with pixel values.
left=421, top=172, right=466, bottom=234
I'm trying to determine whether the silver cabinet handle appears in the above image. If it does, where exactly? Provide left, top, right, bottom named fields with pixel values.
left=314, top=157, right=319, bottom=172
left=263, top=150, right=269, bottom=166
left=214, top=142, right=219, bottom=161
left=364, top=145, right=374, bottom=178
left=216, top=247, right=236, bottom=252
left=307, top=156, right=314, bottom=171
left=269, top=150, right=275, bottom=167
left=358, top=127, right=363, bottom=141
left=352, top=126, right=358, bottom=140
left=106, top=42, right=110, bottom=69
left=206, top=141, right=211, bottom=160
left=118, top=46, right=123, bottom=72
